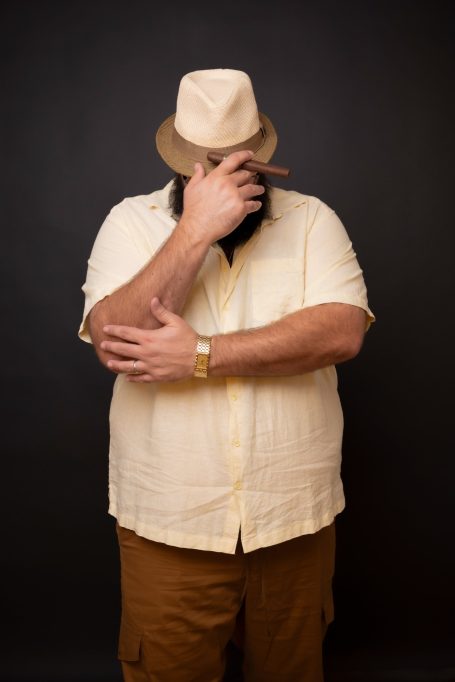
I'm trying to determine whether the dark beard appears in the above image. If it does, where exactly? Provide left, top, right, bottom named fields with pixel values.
left=168, top=173, right=272, bottom=262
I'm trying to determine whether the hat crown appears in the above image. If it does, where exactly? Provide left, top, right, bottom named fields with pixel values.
left=174, top=69, right=261, bottom=147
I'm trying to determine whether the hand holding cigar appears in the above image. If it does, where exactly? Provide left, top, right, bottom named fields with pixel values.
left=207, top=151, right=290, bottom=178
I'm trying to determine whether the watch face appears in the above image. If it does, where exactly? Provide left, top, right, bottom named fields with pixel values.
left=196, top=355, right=209, bottom=371
left=194, top=336, right=211, bottom=378
left=194, top=354, right=209, bottom=378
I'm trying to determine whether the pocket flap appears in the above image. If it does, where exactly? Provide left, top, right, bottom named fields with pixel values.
left=118, top=618, right=141, bottom=662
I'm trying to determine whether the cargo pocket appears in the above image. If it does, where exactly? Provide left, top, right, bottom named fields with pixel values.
left=118, top=617, right=142, bottom=662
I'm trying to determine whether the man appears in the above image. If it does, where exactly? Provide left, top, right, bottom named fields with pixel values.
left=79, top=69, right=374, bottom=681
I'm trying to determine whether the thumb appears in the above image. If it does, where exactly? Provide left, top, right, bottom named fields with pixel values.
left=150, top=297, right=176, bottom=325
left=186, top=162, right=205, bottom=187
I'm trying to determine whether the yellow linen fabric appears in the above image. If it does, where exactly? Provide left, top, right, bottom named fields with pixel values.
left=79, top=180, right=374, bottom=554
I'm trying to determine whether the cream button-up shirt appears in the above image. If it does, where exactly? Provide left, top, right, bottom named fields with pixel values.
left=79, top=180, right=374, bottom=554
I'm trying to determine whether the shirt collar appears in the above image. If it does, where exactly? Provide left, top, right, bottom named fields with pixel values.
left=148, top=179, right=175, bottom=216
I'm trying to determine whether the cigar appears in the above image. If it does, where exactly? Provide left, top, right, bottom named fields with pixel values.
left=207, top=151, right=290, bottom=178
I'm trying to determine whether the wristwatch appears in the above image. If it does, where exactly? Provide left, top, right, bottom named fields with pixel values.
left=193, top=335, right=212, bottom=378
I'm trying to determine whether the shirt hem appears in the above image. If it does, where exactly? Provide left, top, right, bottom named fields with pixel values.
left=109, top=506, right=240, bottom=554
left=302, top=295, right=375, bottom=330
left=108, top=497, right=345, bottom=555
left=240, top=498, right=345, bottom=553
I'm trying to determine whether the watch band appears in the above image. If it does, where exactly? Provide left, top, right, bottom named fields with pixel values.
left=194, top=335, right=212, bottom=378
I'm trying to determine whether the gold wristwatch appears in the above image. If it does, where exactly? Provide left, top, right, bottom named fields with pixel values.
left=193, top=335, right=212, bottom=378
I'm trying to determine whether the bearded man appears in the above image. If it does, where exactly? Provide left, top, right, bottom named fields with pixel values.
left=79, top=68, right=374, bottom=682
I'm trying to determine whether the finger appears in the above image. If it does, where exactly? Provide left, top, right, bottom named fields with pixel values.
left=186, top=162, right=205, bottom=187
left=102, top=324, right=144, bottom=343
left=211, top=150, right=254, bottom=176
left=244, top=200, right=263, bottom=214
left=150, top=297, right=177, bottom=325
left=126, top=373, right=154, bottom=383
left=107, top=358, right=145, bottom=374
left=101, top=340, right=141, bottom=357
left=238, top=183, right=265, bottom=201
left=229, top=169, right=257, bottom=187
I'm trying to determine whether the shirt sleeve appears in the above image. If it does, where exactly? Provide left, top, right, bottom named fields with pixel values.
left=78, top=202, right=153, bottom=344
left=302, top=204, right=375, bottom=330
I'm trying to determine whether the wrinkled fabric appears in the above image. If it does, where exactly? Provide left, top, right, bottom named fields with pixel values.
left=79, top=180, right=374, bottom=553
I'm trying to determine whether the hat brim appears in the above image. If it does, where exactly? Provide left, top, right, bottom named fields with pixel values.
left=155, top=112, right=277, bottom=176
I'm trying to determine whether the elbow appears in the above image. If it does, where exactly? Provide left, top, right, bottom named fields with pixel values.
left=340, top=330, right=365, bottom=362
left=93, top=340, right=118, bottom=374
left=337, top=307, right=367, bottom=362
left=88, top=302, right=116, bottom=371
left=93, top=343, right=114, bottom=371
left=92, top=341, right=113, bottom=372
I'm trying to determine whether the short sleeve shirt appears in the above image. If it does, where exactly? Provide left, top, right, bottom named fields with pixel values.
left=79, top=180, right=374, bottom=553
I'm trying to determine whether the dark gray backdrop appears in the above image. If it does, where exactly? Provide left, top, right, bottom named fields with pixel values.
left=3, top=1, right=454, bottom=680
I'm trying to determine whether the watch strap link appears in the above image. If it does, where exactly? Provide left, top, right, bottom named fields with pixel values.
left=194, top=335, right=212, bottom=378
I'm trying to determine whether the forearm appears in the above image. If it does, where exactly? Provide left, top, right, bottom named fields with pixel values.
left=86, top=151, right=269, bottom=368
left=209, top=303, right=366, bottom=376
left=89, top=218, right=209, bottom=361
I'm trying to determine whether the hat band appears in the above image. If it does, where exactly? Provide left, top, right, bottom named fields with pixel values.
left=171, top=126, right=266, bottom=164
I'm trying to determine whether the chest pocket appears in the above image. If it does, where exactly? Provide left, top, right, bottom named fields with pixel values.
left=250, top=258, right=304, bottom=325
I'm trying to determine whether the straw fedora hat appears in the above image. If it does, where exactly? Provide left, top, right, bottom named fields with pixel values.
left=156, top=69, right=277, bottom=176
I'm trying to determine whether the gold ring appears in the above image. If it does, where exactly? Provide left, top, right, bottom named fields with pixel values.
left=131, top=360, right=141, bottom=374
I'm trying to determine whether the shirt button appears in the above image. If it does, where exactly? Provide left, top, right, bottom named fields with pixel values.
left=231, top=394, right=238, bottom=401
left=234, top=481, right=242, bottom=490
left=233, top=439, right=240, bottom=447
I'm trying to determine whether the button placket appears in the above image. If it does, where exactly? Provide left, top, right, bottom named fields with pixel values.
left=227, top=378, right=242, bottom=490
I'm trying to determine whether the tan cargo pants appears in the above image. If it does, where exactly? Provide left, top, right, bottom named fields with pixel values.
left=116, top=521, right=335, bottom=682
